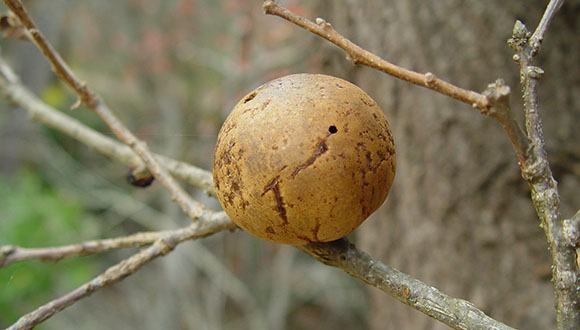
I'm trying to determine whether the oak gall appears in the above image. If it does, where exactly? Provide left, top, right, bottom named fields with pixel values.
left=213, top=74, right=395, bottom=245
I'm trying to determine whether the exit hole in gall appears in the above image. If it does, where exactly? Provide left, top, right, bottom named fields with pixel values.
left=329, top=125, right=338, bottom=134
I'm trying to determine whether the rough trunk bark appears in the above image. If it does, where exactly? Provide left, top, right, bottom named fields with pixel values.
left=321, top=1, right=579, bottom=329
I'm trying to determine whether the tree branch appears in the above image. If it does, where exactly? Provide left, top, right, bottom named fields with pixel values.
left=0, top=56, right=216, bottom=197
left=0, top=211, right=233, bottom=267
left=482, top=79, right=530, bottom=165
left=2, top=0, right=207, bottom=221
left=5, top=212, right=235, bottom=330
left=507, top=2, right=580, bottom=328
left=262, top=0, right=489, bottom=111
left=529, top=0, right=565, bottom=55
left=301, top=239, right=515, bottom=330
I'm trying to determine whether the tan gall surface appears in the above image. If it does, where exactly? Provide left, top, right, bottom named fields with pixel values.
left=213, top=74, right=396, bottom=245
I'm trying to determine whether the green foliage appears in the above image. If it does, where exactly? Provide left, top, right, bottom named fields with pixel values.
left=0, top=170, right=96, bottom=325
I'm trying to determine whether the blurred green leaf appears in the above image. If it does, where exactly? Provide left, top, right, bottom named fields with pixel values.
left=0, top=170, right=95, bottom=325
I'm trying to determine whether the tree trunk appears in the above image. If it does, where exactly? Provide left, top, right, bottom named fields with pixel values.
left=321, top=1, right=580, bottom=329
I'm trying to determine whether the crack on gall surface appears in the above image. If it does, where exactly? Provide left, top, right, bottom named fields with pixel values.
left=261, top=176, right=288, bottom=224
left=291, top=139, right=328, bottom=178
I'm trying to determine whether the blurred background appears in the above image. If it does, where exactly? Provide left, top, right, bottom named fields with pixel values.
left=1, top=0, right=579, bottom=329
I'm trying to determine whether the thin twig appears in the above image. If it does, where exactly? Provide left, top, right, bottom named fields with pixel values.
left=262, top=0, right=489, bottom=111
left=300, top=239, right=515, bottom=330
left=529, top=0, right=565, bottom=55
left=2, top=0, right=207, bottom=221
left=507, top=1, right=580, bottom=328
left=5, top=212, right=235, bottom=330
left=482, top=79, right=530, bottom=165
left=0, top=233, right=163, bottom=267
left=0, top=212, right=232, bottom=267
left=0, top=58, right=215, bottom=196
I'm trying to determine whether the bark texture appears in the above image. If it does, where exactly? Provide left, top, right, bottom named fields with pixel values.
left=320, top=1, right=580, bottom=329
